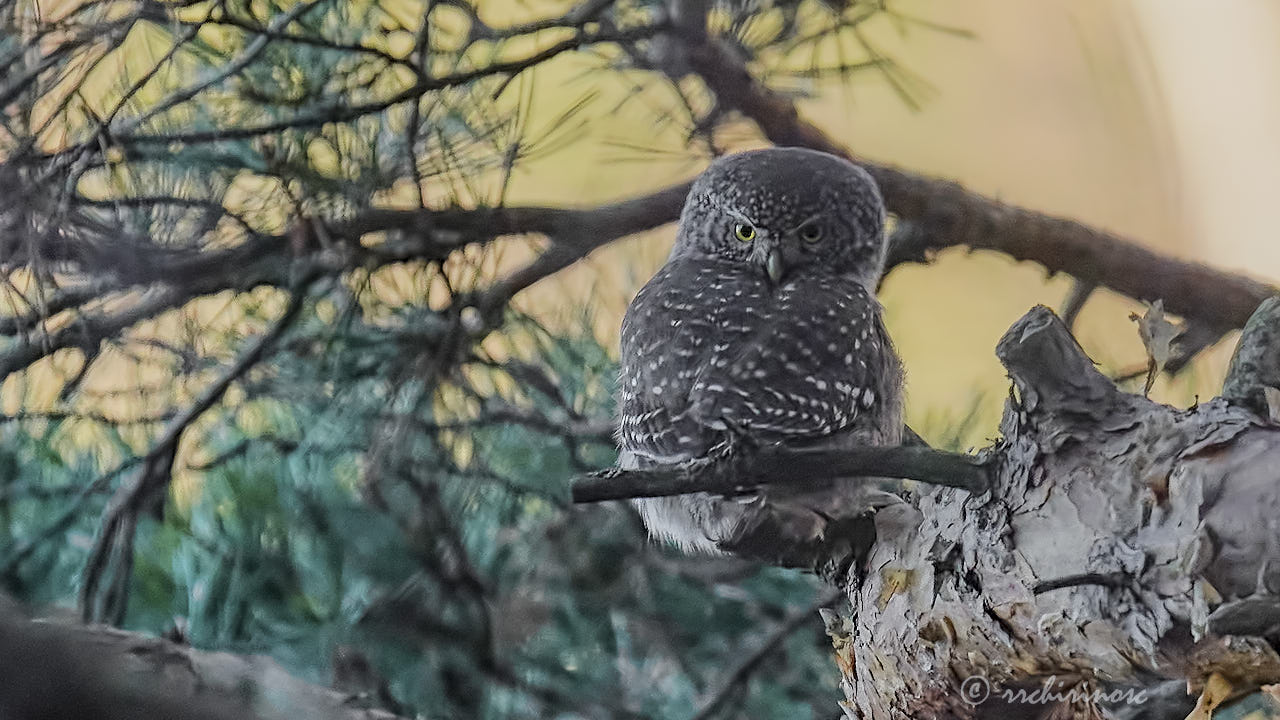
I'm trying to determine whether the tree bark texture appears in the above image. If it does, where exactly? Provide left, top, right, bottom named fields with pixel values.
left=836, top=304, right=1280, bottom=719
left=0, top=597, right=406, bottom=720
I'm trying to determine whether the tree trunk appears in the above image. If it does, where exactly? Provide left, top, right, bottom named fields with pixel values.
left=834, top=304, right=1280, bottom=719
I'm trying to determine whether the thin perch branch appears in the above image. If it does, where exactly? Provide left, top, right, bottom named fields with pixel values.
left=571, top=445, right=990, bottom=504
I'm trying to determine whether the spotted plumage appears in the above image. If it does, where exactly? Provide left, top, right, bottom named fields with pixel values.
left=618, top=147, right=904, bottom=554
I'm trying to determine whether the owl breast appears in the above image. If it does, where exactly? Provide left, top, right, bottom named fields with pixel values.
left=618, top=255, right=902, bottom=465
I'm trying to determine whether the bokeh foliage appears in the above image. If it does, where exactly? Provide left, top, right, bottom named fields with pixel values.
left=1, top=311, right=835, bottom=718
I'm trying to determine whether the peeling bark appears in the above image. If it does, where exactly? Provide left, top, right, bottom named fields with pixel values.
left=836, top=304, right=1280, bottom=719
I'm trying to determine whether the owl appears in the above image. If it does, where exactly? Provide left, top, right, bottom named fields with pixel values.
left=618, top=147, right=904, bottom=559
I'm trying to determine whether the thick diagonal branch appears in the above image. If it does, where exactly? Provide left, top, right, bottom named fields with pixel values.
left=678, top=31, right=1275, bottom=332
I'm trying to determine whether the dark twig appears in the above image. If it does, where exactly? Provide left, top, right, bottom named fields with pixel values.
left=689, top=589, right=842, bottom=720
left=0, top=457, right=141, bottom=581
left=1060, top=279, right=1096, bottom=330
left=77, top=276, right=316, bottom=622
left=1033, top=572, right=1130, bottom=595
left=106, top=25, right=663, bottom=147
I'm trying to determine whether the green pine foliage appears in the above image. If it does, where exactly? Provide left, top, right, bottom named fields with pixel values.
left=0, top=311, right=836, bottom=719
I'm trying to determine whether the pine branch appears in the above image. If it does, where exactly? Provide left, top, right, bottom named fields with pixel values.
left=571, top=445, right=990, bottom=504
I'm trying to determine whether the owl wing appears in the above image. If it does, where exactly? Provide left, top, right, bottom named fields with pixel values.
left=688, top=274, right=898, bottom=439
left=618, top=259, right=756, bottom=462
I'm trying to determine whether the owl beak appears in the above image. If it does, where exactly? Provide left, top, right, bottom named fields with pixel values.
left=765, top=248, right=786, bottom=285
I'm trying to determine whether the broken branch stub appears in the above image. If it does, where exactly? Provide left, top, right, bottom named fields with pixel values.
left=1222, top=295, right=1280, bottom=419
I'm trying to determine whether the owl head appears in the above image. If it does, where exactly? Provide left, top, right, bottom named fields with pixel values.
left=672, top=147, right=887, bottom=288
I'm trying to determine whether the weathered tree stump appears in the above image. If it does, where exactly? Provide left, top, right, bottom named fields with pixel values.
left=835, top=304, right=1280, bottom=719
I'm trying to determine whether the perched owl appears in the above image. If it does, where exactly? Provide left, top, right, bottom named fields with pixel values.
left=618, top=147, right=904, bottom=558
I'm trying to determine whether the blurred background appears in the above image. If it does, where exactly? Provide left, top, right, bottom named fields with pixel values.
left=1, top=0, right=1277, bottom=718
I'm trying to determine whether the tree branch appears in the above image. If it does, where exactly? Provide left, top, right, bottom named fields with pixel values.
left=571, top=445, right=990, bottom=504
left=0, top=597, right=408, bottom=720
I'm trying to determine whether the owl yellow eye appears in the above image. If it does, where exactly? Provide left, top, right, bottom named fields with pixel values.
left=733, top=223, right=756, bottom=242
left=801, top=224, right=823, bottom=243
